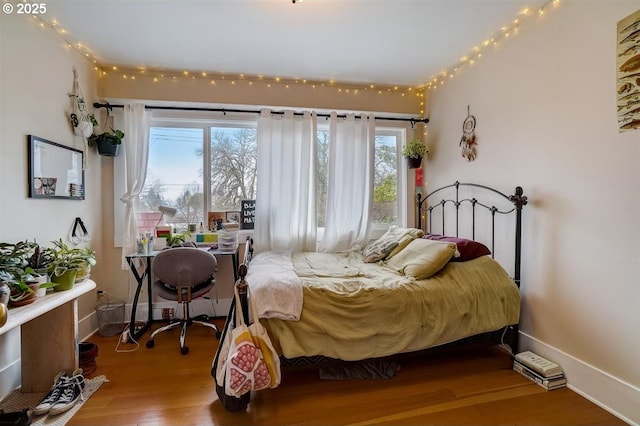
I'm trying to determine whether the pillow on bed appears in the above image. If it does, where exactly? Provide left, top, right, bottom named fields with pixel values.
left=422, top=234, right=491, bottom=262
left=386, top=227, right=425, bottom=259
left=386, top=238, right=457, bottom=279
left=362, top=226, right=423, bottom=263
left=362, top=235, right=399, bottom=263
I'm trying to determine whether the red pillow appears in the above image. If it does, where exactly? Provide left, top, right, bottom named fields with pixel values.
left=422, top=234, right=491, bottom=262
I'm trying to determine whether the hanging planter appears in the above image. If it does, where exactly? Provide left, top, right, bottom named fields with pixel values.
left=402, top=137, right=428, bottom=169
left=87, top=103, right=124, bottom=157
left=68, top=69, right=98, bottom=138
left=91, top=133, right=123, bottom=157
left=406, top=156, right=423, bottom=169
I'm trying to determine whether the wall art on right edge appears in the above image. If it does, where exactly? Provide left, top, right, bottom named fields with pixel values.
left=617, top=9, right=640, bottom=132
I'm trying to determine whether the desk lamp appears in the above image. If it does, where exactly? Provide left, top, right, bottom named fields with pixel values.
left=157, top=205, right=177, bottom=225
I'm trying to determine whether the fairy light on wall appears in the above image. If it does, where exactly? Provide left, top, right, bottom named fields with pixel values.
left=28, top=12, right=424, bottom=105
left=425, top=0, right=561, bottom=90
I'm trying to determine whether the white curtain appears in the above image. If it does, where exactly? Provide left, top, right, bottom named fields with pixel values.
left=319, top=112, right=375, bottom=252
left=254, top=109, right=317, bottom=253
left=120, top=103, right=151, bottom=268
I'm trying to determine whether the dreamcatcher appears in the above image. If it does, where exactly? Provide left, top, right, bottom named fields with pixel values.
left=459, top=106, right=477, bottom=161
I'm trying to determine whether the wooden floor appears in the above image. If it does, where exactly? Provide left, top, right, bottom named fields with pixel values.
left=68, top=319, right=627, bottom=426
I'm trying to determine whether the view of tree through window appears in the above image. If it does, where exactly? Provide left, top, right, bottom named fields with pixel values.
left=141, top=121, right=401, bottom=233
left=209, top=127, right=257, bottom=211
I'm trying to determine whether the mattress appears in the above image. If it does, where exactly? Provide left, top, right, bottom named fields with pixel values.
left=250, top=251, right=520, bottom=361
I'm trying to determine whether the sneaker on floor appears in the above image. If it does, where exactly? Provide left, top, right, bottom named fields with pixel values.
left=32, top=371, right=68, bottom=416
left=48, top=369, right=85, bottom=416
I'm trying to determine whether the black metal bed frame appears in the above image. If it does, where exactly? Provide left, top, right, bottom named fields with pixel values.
left=227, top=182, right=528, bottom=405
left=417, top=181, right=528, bottom=289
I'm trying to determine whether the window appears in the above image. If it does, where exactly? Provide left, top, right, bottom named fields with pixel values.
left=316, top=127, right=404, bottom=230
left=133, top=116, right=407, bottom=236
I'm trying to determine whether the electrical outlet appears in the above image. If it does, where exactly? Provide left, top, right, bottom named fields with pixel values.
left=162, top=307, right=174, bottom=320
left=120, top=330, right=129, bottom=343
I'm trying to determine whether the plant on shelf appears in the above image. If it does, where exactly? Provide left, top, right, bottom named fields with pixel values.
left=46, top=239, right=96, bottom=291
left=165, top=232, right=191, bottom=248
left=87, top=103, right=125, bottom=157
left=402, top=137, right=429, bottom=169
left=0, top=241, right=56, bottom=306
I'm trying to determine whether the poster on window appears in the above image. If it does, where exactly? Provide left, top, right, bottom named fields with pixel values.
left=241, top=200, right=255, bottom=230
left=617, top=9, right=640, bottom=132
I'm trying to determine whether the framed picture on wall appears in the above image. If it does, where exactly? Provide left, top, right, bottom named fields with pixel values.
left=226, top=211, right=241, bottom=223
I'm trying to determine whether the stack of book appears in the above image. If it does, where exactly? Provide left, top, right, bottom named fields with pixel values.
left=513, top=351, right=566, bottom=390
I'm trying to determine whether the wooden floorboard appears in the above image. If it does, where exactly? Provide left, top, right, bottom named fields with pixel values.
left=68, top=319, right=627, bottom=425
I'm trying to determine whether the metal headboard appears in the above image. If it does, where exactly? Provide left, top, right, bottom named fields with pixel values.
left=416, top=181, right=528, bottom=288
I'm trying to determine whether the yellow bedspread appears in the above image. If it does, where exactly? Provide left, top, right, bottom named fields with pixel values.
left=261, top=253, right=520, bottom=361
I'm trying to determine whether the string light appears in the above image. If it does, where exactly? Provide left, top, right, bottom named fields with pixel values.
left=29, top=13, right=421, bottom=101
left=425, top=0, right=560, bottom=90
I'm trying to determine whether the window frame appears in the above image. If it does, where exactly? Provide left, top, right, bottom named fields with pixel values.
left=114, top=112, right=413, bottom=246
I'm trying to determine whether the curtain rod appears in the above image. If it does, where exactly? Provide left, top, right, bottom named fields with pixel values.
left=93, top=103, right=429, bottom=125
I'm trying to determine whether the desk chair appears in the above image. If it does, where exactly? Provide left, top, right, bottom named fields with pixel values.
left=146, top=247, right=220, bottom=355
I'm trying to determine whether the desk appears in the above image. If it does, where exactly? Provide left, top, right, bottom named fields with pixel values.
left=125, top=247, right=239, bottom=343
left=0, top=279, right=96, bottom=392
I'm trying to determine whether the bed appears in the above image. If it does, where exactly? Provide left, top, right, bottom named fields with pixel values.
left=236, top=181, right=527, bottom=367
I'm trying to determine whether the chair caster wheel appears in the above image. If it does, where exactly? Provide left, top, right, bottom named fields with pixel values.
left=180, top=346, right=189, bottom=355
left=146, top=340, right=155, bottom=349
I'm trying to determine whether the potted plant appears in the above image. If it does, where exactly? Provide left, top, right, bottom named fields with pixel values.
left=87, top=128, right=124, bottom=157
left=87, top=103, right=124, bottom=157
left=165, top=231, right=191, bottom=248
left=402, top=137, right=429, bottom=169
left=0, top=242, right=55, bottom=306
left=47, top=239, right=96, bottom=291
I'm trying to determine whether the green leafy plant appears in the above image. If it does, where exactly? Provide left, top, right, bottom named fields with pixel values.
left=165, top=232, right=191, bottom=247
left=87, top=128, right=125, bottom=147
left=401, top=137, right=429, bottom=159
left=0, top=241, right=56, bottom=298
left=46, top=239, right=96, bottom=278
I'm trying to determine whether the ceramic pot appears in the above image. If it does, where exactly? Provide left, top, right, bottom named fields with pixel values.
left=33, top=274, right=48, bottom=297
left=9, top=283, right=39, bottom=307
left=0, top=302, right=7, bottom=328
left=52, top=269, right=78, bottom=292
left=96, top=139, right=120, bottom=157
left=406, top=156, right=422, bottom=169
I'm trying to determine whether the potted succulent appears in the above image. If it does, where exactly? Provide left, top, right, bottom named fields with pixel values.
left=402, top=137, right=429, bottom=169
left=87, top=103, right=124, bottom=157
left=47, top=239, right=96, bottom=291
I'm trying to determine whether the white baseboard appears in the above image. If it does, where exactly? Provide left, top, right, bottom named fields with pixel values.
left=519, top=332, right=640, bottom=426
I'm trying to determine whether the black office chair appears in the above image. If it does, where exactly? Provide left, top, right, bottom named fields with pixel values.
left=146, top=247, right=220, bottom=354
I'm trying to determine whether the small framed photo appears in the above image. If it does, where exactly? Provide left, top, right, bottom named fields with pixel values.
left=226, top=211, right=241, bottom=223
left=208, top=211, right=226, bottom=231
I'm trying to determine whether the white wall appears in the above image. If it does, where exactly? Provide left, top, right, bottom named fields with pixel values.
left=425, top=1, right=639, bottom=423
left=0, top=15, right=103, bottom=399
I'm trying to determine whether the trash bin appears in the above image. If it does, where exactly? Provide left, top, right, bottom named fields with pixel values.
left=95, top=301, right=125, bottom=337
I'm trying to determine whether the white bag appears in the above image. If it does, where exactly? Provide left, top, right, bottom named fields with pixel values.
left=224, top=286, right=281, bottom=397
left=69, top=69, right=94, bottom=138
